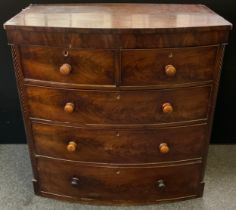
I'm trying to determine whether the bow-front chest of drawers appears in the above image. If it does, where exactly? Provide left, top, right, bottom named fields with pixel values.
left=4, top=4, right=232, bottom=205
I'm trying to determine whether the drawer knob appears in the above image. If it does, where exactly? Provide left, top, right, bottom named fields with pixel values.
left=59, top=63, right=72, bottom=75
left=71, top=177, right=79, bottom=187
left=165, top=64, right=176, bottom=77
left=64, top=102, right=75, bottom=113
left=67, top=141, right=77, bottom=152
left=159, top=143, right=170, bottom=154
left=162, top=102, right=173, bottom=113
left=156, top=179, right=166, bottom=189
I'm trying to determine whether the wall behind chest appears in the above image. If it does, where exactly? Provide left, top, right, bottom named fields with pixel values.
left=0, top=0, right=235, bottom=144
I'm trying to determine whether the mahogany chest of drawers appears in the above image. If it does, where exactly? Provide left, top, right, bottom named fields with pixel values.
left=4, top=4, right=232, bottom=205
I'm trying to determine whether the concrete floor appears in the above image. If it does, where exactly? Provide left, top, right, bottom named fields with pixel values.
left=0, top=144, right=235, bottom=210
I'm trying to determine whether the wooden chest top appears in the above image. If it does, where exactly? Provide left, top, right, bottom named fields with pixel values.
left=4, top=4, right=231, bottom=31
left=4, top=4, right=232, bottom=49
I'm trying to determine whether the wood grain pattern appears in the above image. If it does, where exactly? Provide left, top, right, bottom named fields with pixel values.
left=20, top=46, right=116, bottom=85
left=4, top=4, right=231, bottom=30
left=4, top=3, right=232, bottom=205
left=6, top=29, right=230, bottom=49
left=120, top=31, right=230, bottom=49
left=121, top=46, right=217, bottom=86
left=4, top=4, right=231, bottom=48
left=32, top=122, right=207, bottom=164
left=10, top=45, right=40, bottom=194
left=37, top=157, right=203, bottom=204
left=26, top=85, right=211, bottom=125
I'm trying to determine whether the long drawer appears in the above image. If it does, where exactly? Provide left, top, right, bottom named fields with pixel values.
left=37, top=157, right=202, bottom=203
left=26, top=85, right=211, bottom=125
left=32, top=122, right=207, bottom=163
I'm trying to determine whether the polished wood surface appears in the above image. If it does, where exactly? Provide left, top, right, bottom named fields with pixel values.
left=26, top=85, right=210, bottom=125
left=32, top=122, right=207, bottom=163
left=4, top=4, right=231, bottom=30
left=121, top=46, right=217, bottom=85
left=6, top=28, right=230, bottom=49
left=20, top=46, right=116, bottom=85
left=37, top=157, right=202, bottom=204
left=5, top=3, right=232, bottom=205
left=4, top=4, right=231, bottom=49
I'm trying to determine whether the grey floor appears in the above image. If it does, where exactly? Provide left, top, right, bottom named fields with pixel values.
left=0, top=145, right=235, bottom=210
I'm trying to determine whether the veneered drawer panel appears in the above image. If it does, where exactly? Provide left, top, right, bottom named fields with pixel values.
left=121, top=46, right=217, bottom=86
left=37, top=157, right=202, bottom=203
left=20, top=46, right=116, bottom=85
left=33, top=122, right=207, bottom=163
left=120, top=31, right=229, bottom=48
left=26, top=85, right=211, bottom=124
left=7, top=30, right=120, bottom=48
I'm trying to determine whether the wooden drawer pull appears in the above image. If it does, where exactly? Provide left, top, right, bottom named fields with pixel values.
left=59, top=63, right=72, bottom=75
left=64, top=102, right=75, bottom=113
left=165, top=64, right=176, bottom=77
left=156, top=179, right=166, bottom=189
left=71, top=177, right=79, bottom=187
left=162, top=102, right=173, bottom=113
left=67, top=141, right=77, bottom=152
left=159, top=143, right=170, bottom=154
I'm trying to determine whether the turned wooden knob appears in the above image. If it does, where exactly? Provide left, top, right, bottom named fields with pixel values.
left=165, top=64, right=176, bottom=77
left=162, top=102, right=173, bottom=114
left=156, top=179, right=166, bottom=189
left=59, top=63, right=72, bottom=75
left=67, top=141, right=77, bottom=152
left=159, top=143, right=170, bottom=154
left=64, top=102, right=74, bottom=113
left=71, top=177, right=79, bottom=187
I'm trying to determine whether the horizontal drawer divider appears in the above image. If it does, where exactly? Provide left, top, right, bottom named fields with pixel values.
left=30, top=117, right=208, bottom=129
left=31, top=118, right=208, bottom=130
left=24, top=78, right=213, bottom=91
left=24, top=78, right=117, bottom=90
left=35, top=155, right=202, bottom=168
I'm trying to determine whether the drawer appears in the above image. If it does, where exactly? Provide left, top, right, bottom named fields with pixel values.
left=121, top=46, right=217, bottom=86
left=37, top=158, right=202, bottom=203
left=20, top=46, right=116, bottom=85
left=26, top=85, right=211, bottom=124
left=33, top=122, right=207, bottom=163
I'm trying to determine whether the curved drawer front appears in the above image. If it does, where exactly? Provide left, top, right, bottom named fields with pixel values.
left=33, top=122, right=207, bottom=163
left=37, top=158, right=202, bottom=203
left=20, top=46, right=116, bottom=85
left=26, top=85, right=211, bottom=124
left=121, top=46, right=217, bottom=86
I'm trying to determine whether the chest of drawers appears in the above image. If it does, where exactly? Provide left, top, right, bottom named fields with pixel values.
left=4, top=4, right=232, bottom=205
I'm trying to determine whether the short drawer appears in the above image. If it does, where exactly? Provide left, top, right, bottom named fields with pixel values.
left=121, top=46, right=217, bottom=86
left=33, top=122, right=207, bottom=163
left=37, top=157, right=202, bottom=203
left=26, top=85, right=211, bottom=124
left=20, top=46, right=116, bottom=85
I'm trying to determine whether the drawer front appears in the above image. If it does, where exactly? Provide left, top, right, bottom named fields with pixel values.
left=33, top=122, right=207, bottom=163
left=26, top=85, right=211, bottom=124
left=121, top=46, right=217, bottom=86
left=20, top=46, right=116, bottom=85
left=37, top=158, right=202, bottom=203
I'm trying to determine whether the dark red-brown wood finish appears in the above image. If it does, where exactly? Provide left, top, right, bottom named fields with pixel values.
left=4, top=3, right=232, bottom=205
